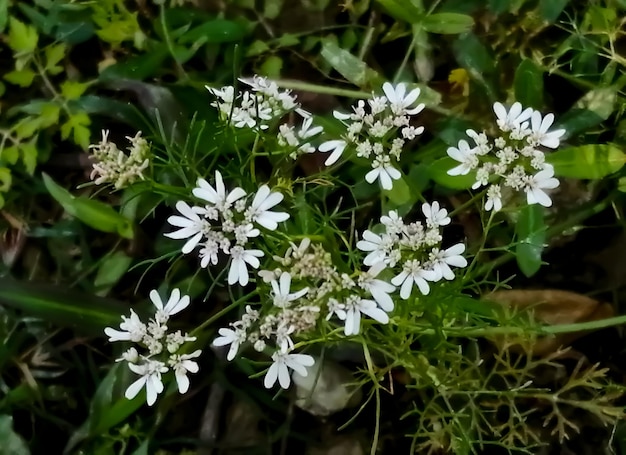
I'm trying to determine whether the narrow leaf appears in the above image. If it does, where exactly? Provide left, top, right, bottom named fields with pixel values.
left=514, top=59, right=543, bottom=109
left=422, top=13, right=474, bottom=34
left=515, top=204, right=546, bottom=277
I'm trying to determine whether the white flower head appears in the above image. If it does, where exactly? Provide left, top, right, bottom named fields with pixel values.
left=429, top=243, right=468, bottom=281
left=382, top=82, right=425, bottom=116
left=193, top=170, right=247, bottom=212
left=485, top=184, right=503, bottom=212
left=164, top=201, right=208, bottom=254
left=270, top=271, right=308, bottom=308
left=105, top=309, right=146, bottom=343
left=246, top=185, right=289, bottom=230
left=447, top=139, right=479, bottom=176
left=365, top=160, right=401, bottom=190
left=318, top=140, right=347, bottom=166
left=150, top=288, right=190, bottom=322
left=357, top=230, right=391, bottom=267
left=343, top=296, right=389, bottom=336
left=228, top=246, right=264, bottom=286
left=358, top=262, right=395, bottom=312
left=169, top=350, right=202, bottom=394
left=391, top=260, right=437, bottom=299
left=525, top=166, right=559, bottom=207
left=422, top=201, right=451, bottom=228
left=125, top=359, right=168, bottom=406
left=264, top=350, right=315, bottom=389
left=493, top=102, right=533, bottom=132
left=529, top=111, right=566, bottom=149
left=212, top=326, right=247, bottom=361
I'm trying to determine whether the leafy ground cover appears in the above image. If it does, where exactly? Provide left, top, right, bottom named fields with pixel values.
left=2, top=0, right=626, bottom=454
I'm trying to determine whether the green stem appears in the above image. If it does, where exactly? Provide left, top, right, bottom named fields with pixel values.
left=191, top=294, right=255, bottom=336
left=274, top=80, right=372, bottom=99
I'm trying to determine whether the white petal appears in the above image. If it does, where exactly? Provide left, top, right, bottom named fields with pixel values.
left=125, top=376, right=147, bottom=400
left=176, top=370, right=190, bottom=394
left=277, top=364, right=291, bottom=389
left=264, top=363, right=279, bottom=388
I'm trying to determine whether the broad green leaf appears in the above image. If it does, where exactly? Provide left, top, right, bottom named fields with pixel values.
left=515, top=204, right=546, bottom=277
left=39, top=102, right=61, bottom=128
left=44, top=43, right=67, bottom=75
left=7, top=17, right=38, bottom=54
left=383, top=175, right=412, bottom=205
left=575, top=86, right=616, bottom=121
left=72, top=95, right=148, bottom=131
left=0, top=167, right=11, bottom=191
left=42, top=173, right=135, bottom=238
left=548, top=144, right=626, bottom=179
left=61, top=80, right=89, bottom=100
left=99, top=47, right=169, bottom=81
left=514, top=59, right=543, bottom=109
left=61, top=112, right=91, bottom=148
left=428, top=157, right=477, bottom=189
left=0, top=415, right=30, bottom=455
left=20, top=140, right=38, bottom=175
left=4, top=68, right=36, bottom=87
left=422, top=13, right=474, bottom=34
left=375, top=0, right=423, bottom=23
left=94, top=252, right=133, bottom=296
left=2, top=145, right=19, bottom=165
left=540, top=0, right=570, bottom=22
left=0, top=278, right=126, bottom=334
left=178, top=19, right=246, bottom=44
left=0, top=0, right=8, bottom=33
left=452, top=33, right=495, bottom=75
left=260, top=55, right=283, bottom=79
left=320, top=40, right=381, bottom=88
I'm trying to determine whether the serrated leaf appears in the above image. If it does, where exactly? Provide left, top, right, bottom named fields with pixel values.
left=42, top=173, right=135, bottom=238
left=548, top=144, right=626, bottom=179
left=515, top=204, right=546, bottom=277
left=422, top=13, right=474, bottom=34
left=44, top=43, right=67, bottom=75
left=61, top=112, right=91, bottom=148
left=7, top=17, right=38, bottom=54
left=428, top=157, right=477, bottom=189
left=20, top=140, right=38, bottom=175
left=320, top=40, right=381, bottom=88
left=61, top=80, right=89, bottom=100
left=514, top=59, right=543, bottom=109
left=4, top=68, right=36, bottom=87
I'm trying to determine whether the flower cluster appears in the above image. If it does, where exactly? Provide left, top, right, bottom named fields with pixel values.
left=318, top=82, right=426, bottom=190
left=357, top=202, right=467, bottom=299
left=213, top=237, right=395, bottom=389
left=104, top=289, right=200, bottom=406
left=447, top=102, right=565, bottom=211
left=89, top=130, right=150, bottom=189
left=207, top=75, right=308, bottom=130
left=165, top=170, right=289, bottom=286
left=277, top=116, right=325, bottom=160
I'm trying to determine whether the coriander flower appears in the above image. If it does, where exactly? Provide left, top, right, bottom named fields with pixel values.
left=422, top=201, right=451, bottom=228
left=213, top=326, right=247, bottom=361
left=485, top=184, right=503, bottom=212
left=528, top=111, right=566, bottom=149
left=365, top=159, right=401, bottom=190
left=169, top=350, right=202, bottom=394
left=357, top=230, right=391, bottom=266
left=264, top=350, right=315, bottom=389
left=228, top=246, right=264, bottom=286
left=164, top=201, right=209, bottom=254
left=429, top=243, right=468, bottom=281
left=318, top=139, right=347, bottom=166
left=150, top=288, right=190, bottom=322
left=246, top=185, right=289, bottom=230
left=271, top=272, right=309, bottom=308
left=391, top=260, right=437, bottom=299
left=105, top=309, right=146, bottom=343
left=525, top=166, right=559, bottom=207
left=382, top=82, right=425, bottom=116
left=447, top=140, right=478, bottom=176
left=125, top=359, right=168, bottom=406
left=493, top=102, right=532, bottom=132
left=193, top=170, right=247, bottom=212
left=343, top=296, right=389, bottom=336
left=358, top=263, right=396, bottom=312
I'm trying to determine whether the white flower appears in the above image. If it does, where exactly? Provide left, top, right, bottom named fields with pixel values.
left=380, top=210, right=404, bottom=235
left=343, top=296, right=389, bottom=336
left=429, top=244, right=468, bottom=281
left=212, top=327, right=246, bottom=361
left=422, top=201, right=450, bottom=228
left=356, top=230, right=390, bottom=266
left=326, top=298, right=346, bottom=321
left=193, top=170, right=247, bottom=212
left=528, top=111, right=566, bottom=149
left=115, top=347, right=139, bottom=363
left=297, top=117, right=323, bottom=139
left=105, top=309, right=146, bottom=343
left=391, top=260, right=437, bottom=299
left=447, top=140, right=479, bottom=176
left=125, top=359, right=168, bottom=406
left=365, top=161, right=401, bottom=190
left=382, top=82, right=425, bottom=116
left=318, top=140, right=347, bottom=166
left=264, top=350, right=315, bottom=389
left=228, top=246, right=264, bottom=286
left=246, top=185, right=289, bottom=230
left=169, top=350, right=202, bottom=394
left=358, top=263, right=396, bottom=312
left=493, top=102, right=533, bottom=131
left=150, top=288, right=190, bottom=322
left=270, top=272, right=308, bottom=308
left=485, top=184, right=503, bottom=212
left=164, top=201, right=208, bottom=254
left=525, top=166, right=559, bottom=207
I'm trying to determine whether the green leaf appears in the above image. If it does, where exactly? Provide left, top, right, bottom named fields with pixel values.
left=548, top=144, right=626, bottom=179
left=320, top=40, right=381, bottom=88
left=42, top=173, right=135, bottom=238
left=7, top=17, right=38, bottom=54
left=60, top=80, right=89, bottom=100
left=575, top=86, right=616, bottom=121
left=72, top=95, right=149, bottom=131
left=540, top=0, right=570, bottom=22
left=20, top=140, right=38, bottom=175
left=99, top=47, right=169, bottom=81
left=515, top=204, right=546, bottom=277
left=452, top=32, right=495, bottom=75
left=375, top=0, right=423, bottom=23
left=0, top=415, right=30, bottom=455
left=422, top=13, right=474, bottom=34
left=178, top=19, right=246, bottom=44
left=61, top=112, right=91, bottom=148
left=383, top=175, right=412, bottom=205
left=0, top=278, right=126, bottom=334
left=428, top=157, right=477, bottom=189
left=514, top=59, right=543, bottom=109
left=44, top=43, right=67, bottom=75
left=0, top=0, right=8, bottom=34
left=0, top=167, right=11, bottom=192
left=94, top=252, right=133, bottom=296
left=4, top=68, right=36, bottom=87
